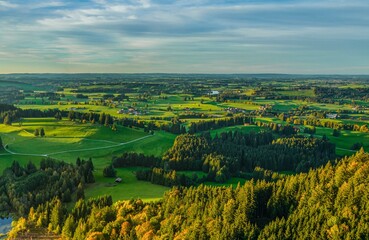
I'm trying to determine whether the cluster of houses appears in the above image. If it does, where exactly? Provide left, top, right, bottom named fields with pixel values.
left=117, top=107, right=147, bottom=115
left=325, top=113, right=339, bottom=119
left=208, top=90, right=220, bottom=96
left=258, top=104, right=273, bottom=111
left=352, top=105, right=369, bottom=111
left=224, top=107, right=246, bottom=114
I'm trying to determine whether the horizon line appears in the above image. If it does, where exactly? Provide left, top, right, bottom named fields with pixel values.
left=1, top=72, right=369, bottom=76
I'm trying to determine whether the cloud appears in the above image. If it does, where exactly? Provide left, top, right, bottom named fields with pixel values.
left=0, top=0, right=18, bottom=9
left=31, top=1, right=66, bottom=9
left=0, top=0, right=369, bottom=73
left=138, top=0, right=151, bottom=8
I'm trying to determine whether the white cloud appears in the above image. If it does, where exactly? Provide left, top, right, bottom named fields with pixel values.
left=127, top=15, right=137, bottom=20
left=138, top=0, right=151, bottom=8
left=0, top=0, right=18, bottom=9
left=31, top=1, right=66, bottom=9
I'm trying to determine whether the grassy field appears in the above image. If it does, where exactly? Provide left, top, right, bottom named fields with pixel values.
left=253, top=115, right=369, bottom=156
left=315, top=128, right=369, bottom=155
left=85, top=167, right=169, bottom=202
left=0, top=118, right=148, bottom=157
left=299, top=127, right=369, bottom=155
left=0, top=119, right=177, bottom=202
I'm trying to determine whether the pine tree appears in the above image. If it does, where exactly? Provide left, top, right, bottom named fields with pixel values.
left=99, top=113, right=106, bottom=125
left=76, top=157, right=81, bottom=167
left=55, top=112, right=62, bottom=120
left=87, top=158, right=94, bottom=171
left=332, top=129, right=340, bottom=137
left=73, top=219, right=87, bottom=240
left=40, top=128, right=45, bottom=137
left=50, top=199, right=63, bottom=234
left=86, top=170, right=95, bottom=183
left=3, top=114, right=11, bottom=125
left=25, top=161, right=37, bottom=174
left=103, top=164, right=117, bottom=178
left=68, top=110, right=75, bottom=121
left=105, top=114, right=111, bottom=126
left=62, top=215, right=76, bottom=239
left=76, top=183, right=85, bottom=200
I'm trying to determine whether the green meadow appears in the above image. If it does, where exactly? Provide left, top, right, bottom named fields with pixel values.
left=0, top=118, right=176, bottom=202
left=313, top=127, right=369, bottom=155
left=85, top=168, right=169, bottom=202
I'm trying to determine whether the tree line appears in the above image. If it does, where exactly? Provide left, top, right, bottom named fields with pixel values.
left=291, top=117, right=369, bottom=133
left=162, top=131, right=335, bottom=174
left=0, top=104, right=68, bottom=125
left=187, top=115, right=255, bottom=134
left=136, top=168, right=206, bottom=187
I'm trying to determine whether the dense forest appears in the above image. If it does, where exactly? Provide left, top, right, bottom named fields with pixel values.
left=162, top=132, right=335, bottom=173
left=106, top=131, right=336, bottom=186
left=9, top=149, right=369, bottom=239
left=0, top=158, right=94, bottom=218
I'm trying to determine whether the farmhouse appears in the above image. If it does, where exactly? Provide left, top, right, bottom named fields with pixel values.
left=326, top=113, right=338, bottom=119
left=259, top=104, right=272, bottom=111
left=209, top=90, right=220, bottom=95
left=224, top=107, right=246, bottom=114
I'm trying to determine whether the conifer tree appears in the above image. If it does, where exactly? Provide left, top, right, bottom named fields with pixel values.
left=3, top=114, right=11, bottom=125
left=62, top=215, right=76, bottom=239
left=40, top=128, right=45, bottom=137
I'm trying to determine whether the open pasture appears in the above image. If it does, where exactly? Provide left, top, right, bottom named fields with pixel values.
left=0, top=118, right=176, bottom=202
left=0, top=118, right=148, bottom=169
left=85, top=167, right=169, bottom=202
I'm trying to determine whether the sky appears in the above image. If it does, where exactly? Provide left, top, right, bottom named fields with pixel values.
left=0, top=0, right=369, bottom=74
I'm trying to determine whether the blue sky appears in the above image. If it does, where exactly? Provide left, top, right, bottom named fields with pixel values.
left=0, top=0, right=368, bottom=74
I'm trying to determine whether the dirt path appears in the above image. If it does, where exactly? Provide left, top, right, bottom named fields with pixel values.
left=336, top=147, right=356, bottom=153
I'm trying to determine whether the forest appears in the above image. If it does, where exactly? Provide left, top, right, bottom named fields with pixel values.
left=0, top=158, right=94, bottom=218
left=8, top=149, right=369, bottom=239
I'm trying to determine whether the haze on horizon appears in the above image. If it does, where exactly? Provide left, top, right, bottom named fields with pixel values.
left=0, top=0, right=369, bottom=74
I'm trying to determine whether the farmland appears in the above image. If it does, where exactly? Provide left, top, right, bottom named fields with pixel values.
left=1, top=74, right=369, bottom=205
